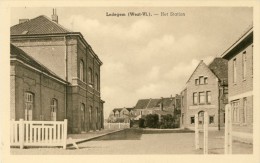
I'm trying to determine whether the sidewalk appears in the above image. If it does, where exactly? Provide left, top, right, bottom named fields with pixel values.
left=66, top=129, right=123, bottom=147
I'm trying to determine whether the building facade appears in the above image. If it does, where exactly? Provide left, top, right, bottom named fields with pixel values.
left=10, top=12, right=104, bottom=134
left=221, top=27, right=253, bottom=143
left=180, top=58, right=228, bottom=130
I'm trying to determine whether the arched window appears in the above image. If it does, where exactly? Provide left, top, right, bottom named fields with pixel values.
left=94, top=73, right=99, bottom=90
left=88, top=68, right=93, bottom=84
left=81, top=103, right=86, bottom=132
left=51, top=98, right=58, bottom=121
left=89, top=106, right=93, bottom=122
left=80, top=60, right=84, bottom=81
left=25, top=92, right=34, bottom=121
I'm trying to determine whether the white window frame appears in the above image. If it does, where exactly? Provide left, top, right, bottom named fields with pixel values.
left=199, top=92, right=205, bottom=104
left=50, top=98, right=57, bottom=121
left=242, top=51, right=247, bottom=80
left=25, top=92, right=33, bottom=121
left=80, top=60, right=84, bottom=81
left=233, top=58, right=237, bottom=83
left=231, top=100, right=240, bottom=123
left=193, top=92, right=198, bottom=105
left=206, top=91, right=211, bottom=104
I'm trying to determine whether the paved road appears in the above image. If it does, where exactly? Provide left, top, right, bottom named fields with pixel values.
left=11, top=129, right=252, bottom=155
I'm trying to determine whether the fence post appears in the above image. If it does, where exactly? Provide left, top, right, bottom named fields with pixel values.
left=19, top=119, right=24, bottom=149
left=225, top=104, right=232, bottom=154
left=119, top=123, right=121, bottom=129
left=203, top=112, right=208, bottom=154
left=109, top=123, right=111, bottom=129
left=195, top=114, right=199, bottom=149
left=63, top=119, right=68, bottom=149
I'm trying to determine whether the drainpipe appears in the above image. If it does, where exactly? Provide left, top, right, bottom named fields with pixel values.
left=64, top=36, right=68, bottom=119
left=218, top=81, right=221, bottom=131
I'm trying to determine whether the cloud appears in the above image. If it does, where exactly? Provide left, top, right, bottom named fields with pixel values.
left=61, top=15, right=153, bottom=41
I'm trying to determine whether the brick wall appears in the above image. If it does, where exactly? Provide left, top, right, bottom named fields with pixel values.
left=11, top=60, right=66, bottom=121
left=184, top=61, right=225, bottom=129
left=227, top=43, right=253, bottom=134
left=228, top=44, right=253, bottom=98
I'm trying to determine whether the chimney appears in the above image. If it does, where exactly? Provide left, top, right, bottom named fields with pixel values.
left=51, top=8, right=58, bottom=23
left=19, top=19, right=29, bottom=24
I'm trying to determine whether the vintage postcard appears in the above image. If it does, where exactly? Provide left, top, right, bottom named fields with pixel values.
left=0, top=1, right=260, bottom=163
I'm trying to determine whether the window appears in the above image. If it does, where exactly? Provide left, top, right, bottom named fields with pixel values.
left=81, top=103, right=86, bottom=131
left=25, top=92, right=33, bottom=121
left=206, top=91, right=211, bottom=104
left=89, top=106, right=93, bottom=122
left=79, top=60, right=84, bottom=81
left=242, top=51, right=247, bottom=80
left=88, top=68, right=93, bottom=84
left=190, top=116, right=195, bottom=124
left=242, top=98, right=247, bottom=123
left=182, top=96, right=184, bottom=106
left=204, top=77, right=208, bottom=84
left=209, top=116, right=214, bottom=124
left=199, top=76, right=204, bottom=84
left=51, top=98, right=57, bottom=121
left=233, top=59, right=237, bottom=83
left=231, top=100, right=239, bottom=123
left=193, top=92, right=198, bottom=105
left=199, top=92, right=205, bottom=104
left=94, top=73, right=99, bottom=90
left=195, top=79, right=198, bottom=85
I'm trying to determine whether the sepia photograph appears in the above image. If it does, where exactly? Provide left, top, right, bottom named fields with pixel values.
left=1, top=1, right=260, bottom=163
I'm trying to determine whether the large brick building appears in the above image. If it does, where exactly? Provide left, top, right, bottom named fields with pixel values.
left=221, top=27, right=253, bottom=143
left=180, top=58, right=228, bottom=130
left=10, top=11, right=104, bottom=134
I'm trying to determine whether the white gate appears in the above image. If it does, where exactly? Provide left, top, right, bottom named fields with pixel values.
left=10, top=119, right=68, bottom=149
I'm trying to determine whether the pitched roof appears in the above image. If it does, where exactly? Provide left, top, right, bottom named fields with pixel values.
left=208, top=58, right=228, bottom=83
left=135, top=97, right=175, bottom=110
left=221, top=26, right=253, bottom=59
left=11, top=15, right=71, bottom=35
left=135, top=99, right=151, bottom=110
left=186, top=60, right=218, bottom=83
left=10, top=44, right=66, bottom=83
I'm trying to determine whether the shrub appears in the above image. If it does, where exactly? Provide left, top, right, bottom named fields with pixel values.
left=139, top=118, right=145, bottom=128
left=145, top=114, right=159, bottom=128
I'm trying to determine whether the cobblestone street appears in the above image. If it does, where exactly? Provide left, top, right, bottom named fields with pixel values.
left=11, top=129, right=252, bottom=155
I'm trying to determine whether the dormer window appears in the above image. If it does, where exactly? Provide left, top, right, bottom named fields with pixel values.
left=195, top=79, right=199, bottom=85
left=199, top=76, right=204, bottom=84
left=204, top=77, right=208, bottom=84
left=195, top=76, right=208, bottom=85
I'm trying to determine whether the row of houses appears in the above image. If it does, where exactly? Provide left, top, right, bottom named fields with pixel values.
left=108, top=95, right=181, bottom=126
left=10, top=11, right=104, bottom=134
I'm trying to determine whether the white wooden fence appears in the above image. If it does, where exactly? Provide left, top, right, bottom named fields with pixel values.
left=104, top=122, right=130, bottom=129
left=10, top=119, right=68, bottom=149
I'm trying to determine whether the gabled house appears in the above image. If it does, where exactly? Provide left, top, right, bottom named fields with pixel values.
left=133, top=95, right=181, bottom=125
left=221, top=27, right=253, bottom=143
left=108, top=107, right=135, bottom=123
left=10, top=11, right=104, bottom=134
left=180, top=58, right=228, bottom=130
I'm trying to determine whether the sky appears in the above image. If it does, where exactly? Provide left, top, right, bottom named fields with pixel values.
left=10, top=7, right=253, bottom=118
